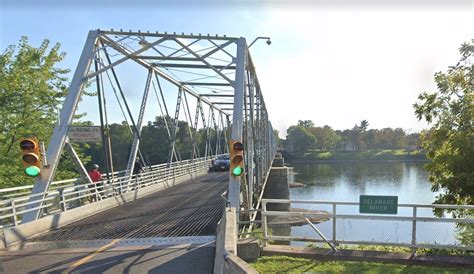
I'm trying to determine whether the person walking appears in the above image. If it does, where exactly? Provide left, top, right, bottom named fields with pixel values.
left=88, top=164, right=103, bottom=201
left=132, top=159, right=143, bottom=189
left=133, top=159, right=143, bottom=175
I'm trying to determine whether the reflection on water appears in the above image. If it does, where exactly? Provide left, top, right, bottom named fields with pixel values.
left=287, top=162, right=458, bottom=246
left=290, top=162, right=434, bottom=203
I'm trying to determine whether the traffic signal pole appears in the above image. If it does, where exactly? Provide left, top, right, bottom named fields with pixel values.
left=22, top=30, right=99, bottom=223
left=228, top=37, right=246, bottom=209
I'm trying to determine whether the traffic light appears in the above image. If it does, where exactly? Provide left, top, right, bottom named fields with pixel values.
left=229, top=140, right=244, bottom=177
left=19, top=138, right=42, bottom=177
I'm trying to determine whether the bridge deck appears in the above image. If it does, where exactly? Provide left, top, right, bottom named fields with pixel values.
left=30, top=172, right=227, bottom=241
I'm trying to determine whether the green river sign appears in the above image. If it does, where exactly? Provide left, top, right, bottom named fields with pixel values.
left=359, top=195, right=398, bottom=214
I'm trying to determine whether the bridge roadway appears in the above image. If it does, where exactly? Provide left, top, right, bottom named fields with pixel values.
left=0, top=172, right=228, bottom=273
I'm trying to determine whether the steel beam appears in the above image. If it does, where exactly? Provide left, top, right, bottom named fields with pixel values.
left=126, top=69, right=153, bottom=176
left=64, top=138, right=93, bottom=185
left=140, top=56, right=201, bottom=61
left=199, top=94, right=234, bottom=97
left=228, top=38, right=246, bottom=208
left=154, top=63, right=236, bottom=70
left=99, top=35, right=229, bottom=116
left=22, top=30, right=99, bottom=223
left=88, top=36, right=170, bottom=79
left=100, top=29, right=239, bottom=41
left=180, top=82, right=232, bottom=87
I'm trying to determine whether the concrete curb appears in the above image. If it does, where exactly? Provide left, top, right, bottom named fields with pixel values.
left=3, top=170, right=207, bottom=248
left=263, top=245, right=474, bottom=268
left=214, top=208, right=260, bottom=274
left=224, top=253, right=258, bottom=274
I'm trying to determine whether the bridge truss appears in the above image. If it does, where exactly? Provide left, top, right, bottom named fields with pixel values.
left=23, top=30, right=276, bottom=223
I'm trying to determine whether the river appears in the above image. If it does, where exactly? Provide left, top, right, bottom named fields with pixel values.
left=286, top=162, right=458, bottom=246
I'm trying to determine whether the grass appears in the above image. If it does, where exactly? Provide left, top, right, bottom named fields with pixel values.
left=307, top=244, right=473, bottom=257
left=250, top=256, right=471, bottom=273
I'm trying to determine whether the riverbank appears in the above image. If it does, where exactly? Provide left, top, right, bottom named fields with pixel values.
left=284, top=149, right=428, bottom=163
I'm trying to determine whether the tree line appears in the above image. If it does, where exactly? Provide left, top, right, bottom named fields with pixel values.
left=77, top=117, right=227, bottom=173
left=284, top=119, right=421, bottom=157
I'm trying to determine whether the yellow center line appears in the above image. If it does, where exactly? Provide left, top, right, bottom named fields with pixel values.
left=69, top=239, right=121, bottom=268
left=65, top=175, right=222, bottom=272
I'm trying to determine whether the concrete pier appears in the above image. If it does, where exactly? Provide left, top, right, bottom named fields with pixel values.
left=263, top=153, right=291, bottom=243
left=263, top=153, right=290, bottom=211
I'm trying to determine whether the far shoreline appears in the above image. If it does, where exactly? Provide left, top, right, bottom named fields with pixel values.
left=287, top=158, right=429, bottom=164
left=280, top=149, right=428, bottom=164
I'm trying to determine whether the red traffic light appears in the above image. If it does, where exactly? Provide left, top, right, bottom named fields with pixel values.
left=19, top=137, right=42, bottom=177
left=233, top=142, right=243, bottom=152
left=20, top=139, right=37, bottom=151
left=229, top=140, right=244, bottom=177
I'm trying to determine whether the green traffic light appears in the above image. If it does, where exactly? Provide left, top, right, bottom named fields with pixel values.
left=25, top=166, right=40, bottom=177
left=232, top=166, right=243, bottom=176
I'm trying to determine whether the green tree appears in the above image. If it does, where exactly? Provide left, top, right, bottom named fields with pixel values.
left=406, top=132, right=421, bottom=150
left=414, top=41, right=473, bottom=245
left=308, top=125, right=340, bottom=151
left=359, top=120, right=369, bottom=132
left=0, top=37, right=69, bottom=187
left=414, top=41, right=473, bottom=206
left=286, top=125, right=316, bottom=156
left=297, top=120, right=314, bottom=128
left=350, top=124, right=366, bottom=151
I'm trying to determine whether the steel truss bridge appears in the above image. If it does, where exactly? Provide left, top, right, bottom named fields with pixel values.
left=0, top=29, right=276, bottom=272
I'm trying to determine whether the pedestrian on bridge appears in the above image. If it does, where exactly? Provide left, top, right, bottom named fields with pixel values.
left=88, top=164, right=103, bottom=201
left=133, top=158, right=143, bottom=175
left=131, top=158, right=144, bottom=190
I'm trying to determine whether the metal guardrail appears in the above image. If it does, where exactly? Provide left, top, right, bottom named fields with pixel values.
left=261, top=199, right=474, bottom=251
left=0, top=156, right=219, bottom=228
left=0, top=169, right=129, bottom=201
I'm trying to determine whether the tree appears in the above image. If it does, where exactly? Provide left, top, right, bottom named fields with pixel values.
left=350, top=124, right=366, bottom=151
left=359, top=120, right=369, bottom=132
left=364, top=129, right=378, bottom=150
left=406, top=132, right=421, bottom=151
left=0, top=37, right=69, bottom=187
left=286, top=125, right=316, bottom=156
left=413, top=41, right=473, bottom=246
left=297, top=120, right=314, bottom=128
left=414, top=41, right=473, bottom=206
left=308, top=125, right=340, bottom=151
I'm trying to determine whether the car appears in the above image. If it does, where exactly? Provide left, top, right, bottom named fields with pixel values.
left=210, top=154, right=230, bottom=171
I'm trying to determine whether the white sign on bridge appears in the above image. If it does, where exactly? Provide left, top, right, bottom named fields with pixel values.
left=68, top=126, right=102, bottom=142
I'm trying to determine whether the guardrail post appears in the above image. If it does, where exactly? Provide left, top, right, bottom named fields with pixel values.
left=59, top=188, right=67, bottom=212
left=332, top=203, right=337, bottom=245
left=11, top=200, right=18, bottom=226
left=262, top=200, right=268, bottom=245
left=411, top=206, right=417, bottom=249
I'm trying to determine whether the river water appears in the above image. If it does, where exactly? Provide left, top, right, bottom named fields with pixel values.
left=286, top=162, right=458, bottom=246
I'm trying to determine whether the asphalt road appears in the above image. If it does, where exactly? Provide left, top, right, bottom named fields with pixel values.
left=1, top=171, right=228, bottom=273
left=1, top=243, right=215, bottom=273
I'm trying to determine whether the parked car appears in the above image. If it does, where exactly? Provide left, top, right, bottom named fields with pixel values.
left=210, top=154, right=230, bottom=171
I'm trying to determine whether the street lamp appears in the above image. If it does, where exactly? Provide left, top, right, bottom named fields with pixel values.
left=249, top=37, right=271, bottom=48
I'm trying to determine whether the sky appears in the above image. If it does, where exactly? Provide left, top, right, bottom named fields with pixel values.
left=1, top=0, right=473, bottom=138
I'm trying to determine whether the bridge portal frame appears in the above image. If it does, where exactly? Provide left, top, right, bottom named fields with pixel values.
left=22, top=29, right=276, bottom=223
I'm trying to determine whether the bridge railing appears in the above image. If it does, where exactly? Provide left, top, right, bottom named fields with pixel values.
left=0, top=156, right=219, bottom=228
left=0, top=168, right=131, bottom=201
left=261, top=199, right=474, bottom=251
